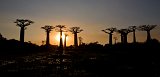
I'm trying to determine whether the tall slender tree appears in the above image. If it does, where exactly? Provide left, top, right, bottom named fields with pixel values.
left=138, top=25, right=157, bottom=42
left=55, top=25, right=66, bottom=51
left=14, top=19, right=34, bottom=44
left=41, top=25, right=54, bottom=47
left=118, top=29, right=132, bottom=44
left=102, top=27, right=117, bottom=45
left=69, top=27, right=83, bottom=47
left=129, top=26, right=137, bottom=43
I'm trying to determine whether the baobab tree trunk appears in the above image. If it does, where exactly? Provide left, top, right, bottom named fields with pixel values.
left=74, top=33, right=78, bottom=47
left=20, top=27, right=25, bottom=43
left=46, top=31, right=50, bottom=46
left=109, top=34, right=112, bottom=45
left=59, top=31, right=63, bottom=50
left=64, top=35, right=67, bottom=49
left=147, top=30, right=151, bottom=42
left=121, top=34, right=124, bottom=43
left=124, top=34, right=128, bottom=44
left=133, top=31, right=136, bottom=43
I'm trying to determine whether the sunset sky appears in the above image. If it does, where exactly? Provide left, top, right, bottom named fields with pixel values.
left=0, top=0, right=160, bottom=46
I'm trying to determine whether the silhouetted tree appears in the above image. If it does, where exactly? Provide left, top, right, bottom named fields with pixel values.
left=138, top=25, right=157, bottom=42
left=129, top=26, right=137, bottom=43
left=69, top=27, right=83, bottom=47
left=64, top=33, right=68, bottom=50
left=79, top=37, right=83, bottom=46
left=41, top=25, right=54, bottom=47
left=14, top=19, right=34, bottom=44
left=118, top=29, right=132, bottom=44
left=55, top=25, right=66, bottom=51
left=102, top=27, right=117, bottom=45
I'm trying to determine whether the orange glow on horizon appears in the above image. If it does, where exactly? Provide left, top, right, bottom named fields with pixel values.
left=51, top=32, right=72, bottom=46
left=55, top=33, right=66, bottom=42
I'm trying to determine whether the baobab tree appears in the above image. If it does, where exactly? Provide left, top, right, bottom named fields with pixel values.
left=55, top=25, right=66, bottom=51
left=41, top=25, right=54, bottom=47
left=118, top=29, right=132, bottom=44
left=129, top=26, right=137, bottom=43
left=69, top=27, right=83, bottom=47
left=138, top=25, right=157, bottom=42
left=102, top=27, right=117, bottom=45
left=64, top=34, right=68, bottom=50
left=14, top=19, right=34, bottom=44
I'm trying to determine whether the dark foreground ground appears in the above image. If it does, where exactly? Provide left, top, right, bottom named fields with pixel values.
left=0, top=39, right=159, bottom=77
left=0, top=49, right=155, bottom=77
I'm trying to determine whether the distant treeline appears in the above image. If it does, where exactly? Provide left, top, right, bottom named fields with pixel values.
left=0, top=39, right=40, bottom=55
left=0, top=35, right=160, bottom=55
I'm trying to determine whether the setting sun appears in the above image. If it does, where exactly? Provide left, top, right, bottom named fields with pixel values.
left=51, top=32, right=73, bottom=46
left=55, top=33, right=66, bottom=42
left=52, top=33, right=70, bottom=45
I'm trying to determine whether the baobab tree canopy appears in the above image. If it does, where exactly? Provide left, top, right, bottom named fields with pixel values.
left=69, top=27, right=83, bottom=34
left=55, top=25, right=66, bottom=32
left=118, top=29, right=132, bottom=34
left=41, top=25, right=54, bottom=32
left=138, top=25, right=157, bottom=31
left=129, top=26, right=137, bottom=31
left=14, top=19, right=34, bottom=27
left=102, top=27, right=117, bottom=34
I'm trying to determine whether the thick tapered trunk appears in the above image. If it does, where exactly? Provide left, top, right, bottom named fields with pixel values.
left=63, top=36, right=67, bottom=54
left=121, top=34, right=123, bottom=43
left=74, top=33, right=78, bottom=47
left=147, top=30, right=151, bottom=42
left=20, top=27, right=25, bottom=44
left=124, top=34, right=128, bottom=44
left=133, top=31, right=136, bottom=43
left=46, top=31, right=50, bottom=47
left=59, top=31, right=63, bottom=50
left=64, top=35, right=67, bottom=49
left=109, top=34, right=112, bottom=45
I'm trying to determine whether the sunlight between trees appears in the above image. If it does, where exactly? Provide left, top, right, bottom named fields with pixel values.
left=14, top=19, right=158, bottom=48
